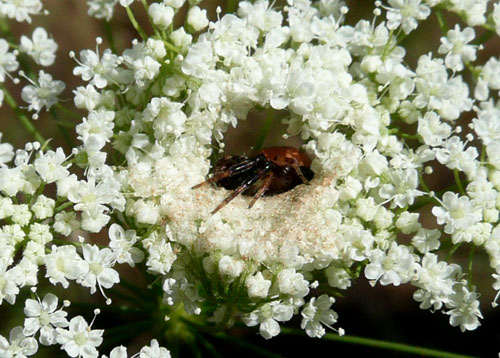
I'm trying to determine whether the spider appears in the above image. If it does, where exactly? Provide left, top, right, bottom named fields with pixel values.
left=193, top=146, right=314, bottom=214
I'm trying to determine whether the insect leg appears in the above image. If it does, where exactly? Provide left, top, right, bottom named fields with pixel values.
left=248, top=172, right=273, bottom=209
left=211, top=163, right=271, bottom=214
left=192, top=157, right=264, bottom=189
left=291, top=159, right=310, bottom=184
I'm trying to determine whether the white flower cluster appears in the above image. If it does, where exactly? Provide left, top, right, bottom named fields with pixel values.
left=0, top=291, right=170, bottom=358
left=1, top=0, right=500, bottom=355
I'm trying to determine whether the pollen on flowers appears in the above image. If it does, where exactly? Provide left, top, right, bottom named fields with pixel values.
left=160, top=170, right=342, bottom=262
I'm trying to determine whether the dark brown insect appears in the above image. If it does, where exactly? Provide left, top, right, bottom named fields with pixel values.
left=193, top=146, right=314, bottom=214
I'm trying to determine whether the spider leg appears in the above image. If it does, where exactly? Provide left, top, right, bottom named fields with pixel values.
left=211, top=164, right=272, bottom=214
left=248, top=172, right=273, bottom=209
left=291, top=159, right=310, bottom=184
left=192, top=157, right=264, bottom=189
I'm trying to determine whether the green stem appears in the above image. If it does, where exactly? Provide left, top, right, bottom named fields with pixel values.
left=163, top=40, right=181, bottom=54
left=107, top=287, right=149, bottom=307
left=140, top=0, right=163, bottom=40
left=435, top=9, right=449, bottom=35
left=197, top=334, right=224, bottom=358
left=467, top=244, right=475, bottom=289
left=480, top=145, right=486, bottom=164
left=446, top=242, right=462, bottom=261
left=50, top=108, right=76, bottom=148
left=281, top=328, right=479, bottom=358
left=226, top=0, right=240, bottom=13
left=52, top=238, right=81, bottom=246
left=54, top=201, right=74, bottom=213
left=102, top=320, right=156, bottom=347
left=103, top=21, right=117, bottom=54
left=209, top=331, right=283, bottom=358
left=125, top=5, right=147, bottom=41
left=254, top=110, right=274, bottom=152
left=119, top=276, right=149, bottom=299
left=55, top=103, right=81, bottom=120
left=381, top=29, right=394, bottom=60
left=473, top=29, right=494, bottom=46
left=2, top=86, right=49, bottom=147
left=418, top=171, right=431, bottom=193
left=69, top=301, right=142, bottom=315
left=453, top=169, right=465, bottom=196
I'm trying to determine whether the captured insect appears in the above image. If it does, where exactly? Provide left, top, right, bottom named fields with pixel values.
left=192, top=146, right=314, bottom=214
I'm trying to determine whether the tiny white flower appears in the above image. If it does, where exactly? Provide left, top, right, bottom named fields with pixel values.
left=104, top=345, right=128, bottom=358
left=132, top=199, right=159, bottom=225
left=56, top=316, right=103, bottom=358
left=0, top=197, right=14, bottom=219
left=31, top=195, right=55, bottom=220
left=34, top=148, right=70, bottom=183
left=417, top=111, right=451, bottom=146
left=20, top=27, right=58, bottom=66
left=44, top=245, right=89, bottom=288
left=438, top=25, right=476, bottom=72
left=11, top=203, right=32, bottom=227
left=139, top=339, right=171, bottom=358
left=80, top=206, right=111, bottom=233
left=0, top=39, right=18, bottom=82
left=448, top=0, right=487, bottom=26
left=432, top=192, right=482, bottom=235
left=108, top=223, right=144, bottom=266
left=170, top=28, right=192, bottom=53
left=148, top=3, right=175, bottom=28
left=76, top=110, right=115, bottom=151
left=73, top=48, right=123, bottom=88
left=395, top=211, right=421, bottom=234
left=379, top=168, right=423, bottom=208
left=28, top=223, right=53, bottom=244
left=0, top=326, right=38, bottom=358
left=53, top=211, right=80, bottom=236
left=277, top=268, right=310, bottom=298
left=187, top=6, right=209, bottom=32
left=446, top=285, right=482, bottom=332
left=325, top=266, right=352, bottom=290
left=8, top=257, right=38, bottom=288
left=119, top=0, right=134, bottom=6
left=386, top=0, right=431, bottom=34
left=435, top=136, right=478, bottom=178
left=73, top=84, right=105, bottom=111
left=242, top=302, right=294, bottom=339
left=473, top=100, right=500, bottom=146
left=411, top=228, right=441, bottom=254
left=162, top=277, right=202, bottom=315
left=0, top=258, right=20, bottom=304
left=301, top=294, right=338, bottom=338
left=23, top=293, right=69, bottom=345
left=164, top=0, right=185, bottom=8
left=87, top=0, right=118, bottom=21
left=494, top=3, right=500, bottom=36
left=80, top=244, right=120, bottom=295
left=245, top=272, right=272, bottom=299
left=0, top=0, right=43, bottom=23
left=145, top=239, right=176, bottom=274
left=21, top=70, right=65, bottom=115
left=0, top=167, right=24, bottom=197
left=0, top=133, right=14, bottom=166
left=415, top=254, right=460, bottom=299
left=218, top=255, right=244, bottom=278
left=365, top=243, right=416, bottom=286
left=2, top=224, right=25, bottom=246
